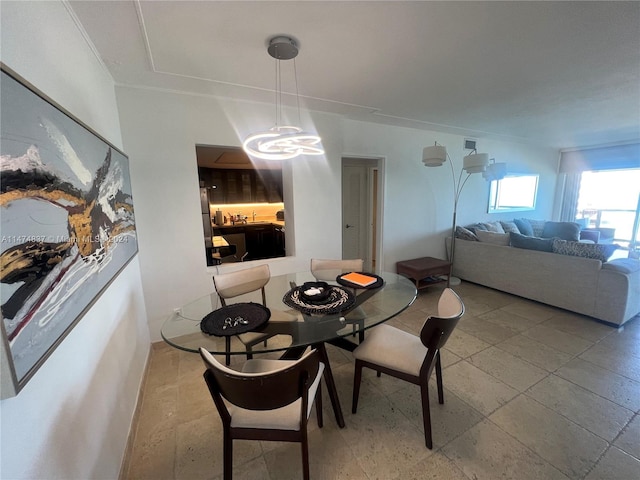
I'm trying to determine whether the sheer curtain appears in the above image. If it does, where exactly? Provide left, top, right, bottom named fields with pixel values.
left=558, top=142, right=640, bottom=223
left=559, top=173, right=581, bottom=222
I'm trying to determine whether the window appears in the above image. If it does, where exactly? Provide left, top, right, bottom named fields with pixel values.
left=488, top=174, right=539, bottom=213
left=576, top=169, right=640, bottom=248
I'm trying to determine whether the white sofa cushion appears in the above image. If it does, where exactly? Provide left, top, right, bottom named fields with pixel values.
left=476, top=230, right=511, bottom=246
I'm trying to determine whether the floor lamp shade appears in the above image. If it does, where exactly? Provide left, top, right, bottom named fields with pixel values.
left=422, top=145, right=447, bottom=166
left=463, top=153, right=489, bottom=173
left=483, top=162, right=508, bottom=181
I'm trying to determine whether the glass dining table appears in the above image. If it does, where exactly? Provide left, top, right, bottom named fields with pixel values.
left=161, top=270, right=417, bottom=427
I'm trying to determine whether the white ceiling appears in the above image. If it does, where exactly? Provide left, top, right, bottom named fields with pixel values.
left=68, top=1, right=640, bottom=150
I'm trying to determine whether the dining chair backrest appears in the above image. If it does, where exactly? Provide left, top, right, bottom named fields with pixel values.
left=419, top=288, right=465, bottom=352
left=200, top=347, right=321, bottom=411
left=213, top=264, right=270, bottom=306
left=310, top=258, right=364, bottom=281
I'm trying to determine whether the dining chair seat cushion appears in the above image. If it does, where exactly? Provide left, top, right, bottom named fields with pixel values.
left=353, top=324, right=426, bottom=377
left=222, top=359, right=325, bottom=431
left=236, top=331, right=271, bottom=345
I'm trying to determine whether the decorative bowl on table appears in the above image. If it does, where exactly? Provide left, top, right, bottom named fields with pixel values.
left=299, top=282, right=332, bottom=303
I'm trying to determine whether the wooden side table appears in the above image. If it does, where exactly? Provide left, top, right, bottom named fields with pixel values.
left=396, top=256, right=452, bottom=290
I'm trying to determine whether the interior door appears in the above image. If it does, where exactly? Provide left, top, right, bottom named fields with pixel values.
left=342, top=157, right=384, bottom=271
left=342, top=165, right=367, bottom=264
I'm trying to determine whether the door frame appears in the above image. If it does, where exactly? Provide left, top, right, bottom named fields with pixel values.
left=341, top=156, right=385, bottom=273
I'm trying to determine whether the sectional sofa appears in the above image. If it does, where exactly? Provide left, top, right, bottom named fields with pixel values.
left=450, top=219, right=640, bottom=326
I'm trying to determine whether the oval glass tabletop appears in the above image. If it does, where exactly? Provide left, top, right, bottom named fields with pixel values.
left=161, top=271, right=417, bottom=355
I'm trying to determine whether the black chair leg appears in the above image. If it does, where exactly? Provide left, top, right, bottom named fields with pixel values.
left=301, top=433, right=310, bottom=480
left=223, top=431, right=233, bottom=480
left=352, top=360, right=363, bottom=413
left=225, top=337, right=231, bottom=366
left=420, top=381, right=433, bottom=449
left=435, top=351, right=444, bottom=404
left=316, top=383, right=323, bottom=428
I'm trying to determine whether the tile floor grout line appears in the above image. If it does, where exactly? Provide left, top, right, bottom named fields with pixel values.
left=125, top=283, right=640, bottom=479
left=481, top=413, right=576, bottom=479
left=519, top=380, right=632, bottom=446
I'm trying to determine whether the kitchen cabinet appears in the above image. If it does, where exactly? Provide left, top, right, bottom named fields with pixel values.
left=244, top=224, right=276, bottom=261
left=199, top=167, right=282, bottom=204
left=253, top=170, right=283, bottom=203
left=213, top=223, right=285, bottom=261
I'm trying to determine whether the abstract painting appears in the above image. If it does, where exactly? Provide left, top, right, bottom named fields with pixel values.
left=0, top=67, right=138, bottom=396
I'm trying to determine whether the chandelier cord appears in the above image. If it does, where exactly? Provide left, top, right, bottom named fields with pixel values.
left=276, top=58, right=282, bottom=127
left=294, top=57, right=301, bottom=125
left=273, top=55, right=278, bottom=127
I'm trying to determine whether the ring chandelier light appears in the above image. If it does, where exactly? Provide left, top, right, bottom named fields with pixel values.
left=243, top=36, right=324, bottom=161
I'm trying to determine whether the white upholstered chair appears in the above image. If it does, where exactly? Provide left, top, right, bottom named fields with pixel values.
left=213, top=264, right=294, bottom=364
left=351, top=287, right=465, bottom=449
left=200, top=347, right=324, bottom=480
left=310, top=258, right=364, bottom=281
left=310, top=258, right=366, bottom=341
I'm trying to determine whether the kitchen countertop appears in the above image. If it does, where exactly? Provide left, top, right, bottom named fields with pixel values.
left=213, top=220, right=284, bottom=229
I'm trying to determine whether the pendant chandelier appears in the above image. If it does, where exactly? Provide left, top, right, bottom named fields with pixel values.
left=243, top=36, right=324, bottom=161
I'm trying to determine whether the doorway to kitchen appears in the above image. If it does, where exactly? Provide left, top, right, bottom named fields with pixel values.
left=341, top=156, right=384, bottom=272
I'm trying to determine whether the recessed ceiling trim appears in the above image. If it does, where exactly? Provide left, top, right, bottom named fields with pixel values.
left=131, top=0, right=529, bottom=144
left=372, top=111, right=531, bottom=142
left=62, top=0, right=110, bottom=76
left=134, top=0, right=157, bottom=71
left=129, top=4, right=529, bottom=144
left=133, top=0, right=380, bottom=115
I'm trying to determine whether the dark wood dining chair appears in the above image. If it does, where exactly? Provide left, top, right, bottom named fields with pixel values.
left=199, top=347, right=324, bottom=480
left=351, top=287, right=465, bottom=449
left=213, top=263, right=281, bottom=365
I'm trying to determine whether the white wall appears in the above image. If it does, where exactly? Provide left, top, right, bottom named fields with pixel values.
left=341, top=121, right=559, bottom=267
left=116, top=86, right=558, bottom=343
left=0, top=2, right=562, bottom=476
left=116, top=88, right=348, bottom=341
left=0, top=2, right=149, bottom=479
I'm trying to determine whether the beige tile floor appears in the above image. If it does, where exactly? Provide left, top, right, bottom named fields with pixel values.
left=122, top=282, right=640, bottom=480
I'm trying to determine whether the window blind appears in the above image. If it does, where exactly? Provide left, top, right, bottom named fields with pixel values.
left=559, top=143, right=640, bottom=173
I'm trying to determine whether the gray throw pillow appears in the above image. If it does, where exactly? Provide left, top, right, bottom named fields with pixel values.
left=552, top=238, right=619, bottom=262
left=500, top=221, right=521, bottom=234
left=455, top=226, right=478, bottom=241
left=513, top=218, right=534, bottom=237
left=510, top=232, right=554, bottom=252
left=466, top=223, right=488, bottom=234
left=480, top=221, right=506, bottom=233
left=528, top=219, right=547, bottom=237
left=542, top=221, right=581, bottom=241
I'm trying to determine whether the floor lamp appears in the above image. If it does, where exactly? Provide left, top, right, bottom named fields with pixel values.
left=422, top=143, right=506, bottom=284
